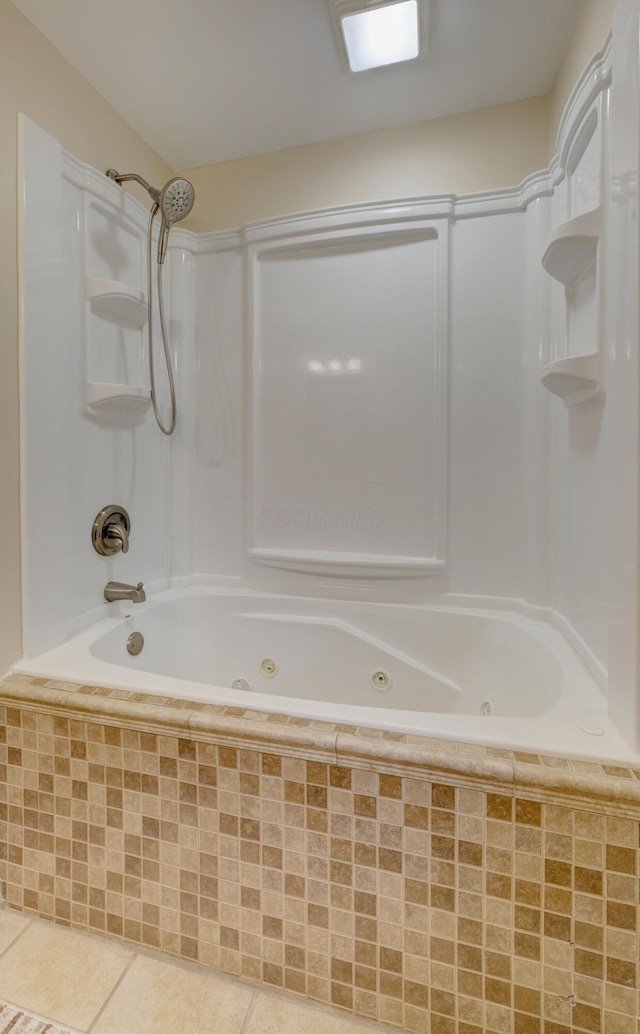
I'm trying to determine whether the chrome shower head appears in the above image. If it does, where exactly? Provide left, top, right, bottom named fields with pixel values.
left=157, top=177, right=195, bottom=263
left=106, top=169, right=195, bottom=263
left=160, top=177, right=195, bottom=227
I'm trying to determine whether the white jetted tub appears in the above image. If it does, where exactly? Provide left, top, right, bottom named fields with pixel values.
left=13, top=587, right=626, bottom=760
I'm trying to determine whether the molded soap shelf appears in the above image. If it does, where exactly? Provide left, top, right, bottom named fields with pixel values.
left=540, top=352, right=599, bottom=407
left=87, top=381, right=151, bottom=415
left=249, top=547, right=445, bottom=579
left=541, top=209, right=600, bottom=285
left=86, top=277, right=148, bottom=329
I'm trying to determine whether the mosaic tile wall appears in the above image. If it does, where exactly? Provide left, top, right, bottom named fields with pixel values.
left=0, top=701, right=638, bottom=1034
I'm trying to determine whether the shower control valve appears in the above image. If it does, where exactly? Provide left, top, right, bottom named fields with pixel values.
left=92, top=505, right=131, bottom=556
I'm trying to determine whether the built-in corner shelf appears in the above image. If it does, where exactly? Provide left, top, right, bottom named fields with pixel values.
left=540, top=353, right=599, bottom=408
left=85, top=278, right=150, bottom=418
left=85, top=277, right=148, bottom=329
left=541, top=209, right=600, bottom=285
left=86, top=381, right=151, bottom=415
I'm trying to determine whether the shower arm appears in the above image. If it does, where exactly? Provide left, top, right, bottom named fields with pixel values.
left=106, top=169, right=161, bottom=204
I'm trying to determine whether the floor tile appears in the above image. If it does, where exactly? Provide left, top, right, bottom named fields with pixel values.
left=245, top=995, right=381, bottom=1034
left=0, top=910, right=31, bottom=956
left=90, top=954, right=253, bottom=1034
left=0, top=919, right=132, bottom=1030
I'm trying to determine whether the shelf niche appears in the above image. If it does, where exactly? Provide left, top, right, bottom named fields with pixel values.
left=540, top=206, right=601, bottom=406
left=85, top=277, right=150, bottom=419
left=541, top=209, right=599, bottom=285
left=86, top=381, right=151, bottom=415
left=540, top=353, right=599, bottom=408
left=85, top=277, right=148, bottom=329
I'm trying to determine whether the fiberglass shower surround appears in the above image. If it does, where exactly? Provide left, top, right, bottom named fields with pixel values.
left=16, top=19, right=640, bottom=758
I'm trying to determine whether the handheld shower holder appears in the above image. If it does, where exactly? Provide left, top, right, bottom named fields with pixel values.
left=105, top=168, right=195, bottom=435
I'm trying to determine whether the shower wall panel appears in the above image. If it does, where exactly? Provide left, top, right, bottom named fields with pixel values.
left=191, top=204, right=533, bottom=603
left=192, top=245, right=245, bottom=583
left=19, top=116, right=170, bottom=656
left=546, top=69, right=612, bottom=675
left=448, top=211, right=528, bottom=599
left=598, top=0, right=640, bottom=744
left=248, top=226, right=448, bottom=579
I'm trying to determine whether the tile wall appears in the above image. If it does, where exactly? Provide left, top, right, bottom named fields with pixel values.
left=0, top=687, right=638, bottom=1034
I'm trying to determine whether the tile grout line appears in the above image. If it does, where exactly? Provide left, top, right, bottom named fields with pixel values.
left=0, top=911, right=34, bottom=962
left=238, top=991, right=260, bottom=1034
left=85, top=950, right=137, bottom=1033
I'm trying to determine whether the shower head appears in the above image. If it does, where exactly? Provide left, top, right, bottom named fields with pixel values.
left=159, top=177, right=195, bottom=226
left=106, top=169, right=195, bottom=263
left=157, top=177, right=195, bottom=263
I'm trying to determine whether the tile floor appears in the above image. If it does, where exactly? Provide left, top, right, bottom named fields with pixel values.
left=0, top=908, right=407, bottom=1033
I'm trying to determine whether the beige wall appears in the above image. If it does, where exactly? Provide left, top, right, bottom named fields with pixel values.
left=548, top=0, right=616, bottom=153
left=178, top=3, right=617, bottom=234
left=0, top=0, right=174, bottom=675
left=178, top=96, right=550, bottom=233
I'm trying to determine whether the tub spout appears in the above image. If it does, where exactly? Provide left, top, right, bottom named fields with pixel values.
left=104, top=581, right=146, bottom=604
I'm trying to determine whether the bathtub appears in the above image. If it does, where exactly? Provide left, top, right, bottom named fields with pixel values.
left=12, top=586, right=629, bottom=761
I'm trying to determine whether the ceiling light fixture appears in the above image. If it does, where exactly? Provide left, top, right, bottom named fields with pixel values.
left=329, top=0, right=427, bottom=73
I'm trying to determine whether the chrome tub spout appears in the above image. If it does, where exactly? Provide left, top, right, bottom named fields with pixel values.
left=104, top=581, right=146, bottom=604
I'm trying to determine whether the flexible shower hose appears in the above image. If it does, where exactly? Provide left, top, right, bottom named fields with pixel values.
left=147, top=203, right=177, bottom=435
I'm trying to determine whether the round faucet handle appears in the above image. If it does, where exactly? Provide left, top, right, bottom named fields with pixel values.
left=92, top=505, right=131, bottom=557
left=105, top=521, right=129, bottom=554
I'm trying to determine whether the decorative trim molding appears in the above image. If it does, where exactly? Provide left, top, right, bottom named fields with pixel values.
left=2, top=674, right=640, bottom=814
left=170, top=225, right=221, bottom=255
left=193, top=228, right=244, bottom=254
left=57, top=29, right=612, bottom=258
left=453, top=168, right=554, bottom=218
left=242, top=197, right=454, bottom=241
left=555, top=31, right=613, bottom=179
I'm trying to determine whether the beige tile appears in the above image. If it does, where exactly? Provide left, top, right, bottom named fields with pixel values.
left=0, top=920, right=131, bottom=1029
left=245, top=994, right=377, bottom=1034
left=91, top=954, right=253, bottom=1034
left=0, top=909, right=31, bottom=955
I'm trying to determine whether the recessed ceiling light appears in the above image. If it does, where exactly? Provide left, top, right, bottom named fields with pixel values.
left=329, top=0, right=426, bottom=73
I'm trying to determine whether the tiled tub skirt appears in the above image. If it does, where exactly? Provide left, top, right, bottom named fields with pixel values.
left=0, top=674, right=638, bottom=1034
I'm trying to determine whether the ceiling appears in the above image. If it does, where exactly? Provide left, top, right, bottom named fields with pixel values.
left=12, top=0, right=581, bottom=170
